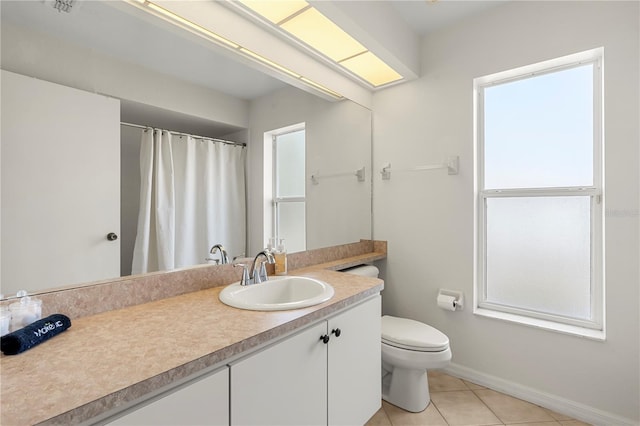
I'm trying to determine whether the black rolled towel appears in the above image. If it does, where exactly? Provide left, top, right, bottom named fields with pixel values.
left=1, top=314, right=71, bottom=355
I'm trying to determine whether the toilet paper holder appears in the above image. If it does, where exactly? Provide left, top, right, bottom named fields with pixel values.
left=437, top=289, right=464, bottom=311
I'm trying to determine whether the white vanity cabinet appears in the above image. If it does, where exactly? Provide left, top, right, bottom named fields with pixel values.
left=327, top=295, right=382, bottom=425
left=91, top=295, right=380, bottom=426
left=230, top=321, right=328, bottom=425
left=105, top=366, right=229, bottom=426
left=230, top=295, right=381, bottom=426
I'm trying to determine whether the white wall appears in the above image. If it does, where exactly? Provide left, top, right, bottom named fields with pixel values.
left=372, top=1, right=639, bottom=423
left=248, top=87, right=372, bottom=255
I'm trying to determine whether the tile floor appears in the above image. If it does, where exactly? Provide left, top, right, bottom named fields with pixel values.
left=365, top=371, right=591, bottom=426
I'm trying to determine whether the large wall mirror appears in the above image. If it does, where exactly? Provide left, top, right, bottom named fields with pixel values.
left=0, top=1, right=372, bottom=297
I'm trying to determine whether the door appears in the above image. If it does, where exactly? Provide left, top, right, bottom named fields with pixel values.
left=230, top=321, right=328, bottom=425
left=1, top=70, right=120, bottom=294
left=107, top=367, right=229, bottom=426
left=328, top=296, right=381, bottom=426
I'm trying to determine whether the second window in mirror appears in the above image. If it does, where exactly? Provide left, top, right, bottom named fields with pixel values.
left=270, top=125, right=306, bottom=253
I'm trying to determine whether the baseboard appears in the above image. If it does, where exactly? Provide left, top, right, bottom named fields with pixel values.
left=444, top=363, right=637, bottom=426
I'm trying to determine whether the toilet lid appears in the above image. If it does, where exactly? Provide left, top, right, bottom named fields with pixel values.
left=381, top=315, right=449, bottom=352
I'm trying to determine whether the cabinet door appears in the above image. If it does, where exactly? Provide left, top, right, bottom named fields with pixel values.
left=230, top=321, right=327, bottom=426
left=328, top=296, right=381, bottom=426
left=108, top=367, right=229, bottom=426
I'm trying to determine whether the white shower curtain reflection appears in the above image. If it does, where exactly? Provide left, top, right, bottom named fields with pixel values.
left=131, top=129, right=246, bottom=274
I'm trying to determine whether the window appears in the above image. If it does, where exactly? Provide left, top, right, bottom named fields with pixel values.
left=273, top=127, right=306, bottom=253
left=474, top=49, right=604, bottom=338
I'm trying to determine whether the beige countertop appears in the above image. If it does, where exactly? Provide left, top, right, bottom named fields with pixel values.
left=0, top=264, right=384, bottom=425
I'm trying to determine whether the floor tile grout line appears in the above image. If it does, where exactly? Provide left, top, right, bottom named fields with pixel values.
left=470, top=388, right=568, bottom=425
left=428, top=397, right=449, bottom=425
left=380, top=403, right=394, bottom=426
left=471, top=388, right=507, bottom=425
left=431, top=389, right=508, bottom=426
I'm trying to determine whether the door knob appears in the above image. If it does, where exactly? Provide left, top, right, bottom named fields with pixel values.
left=320, top=334, right=330, bottom=344
left=331, top=328, right=341, bottom=337
left=106, top=232, right=118, bottom=241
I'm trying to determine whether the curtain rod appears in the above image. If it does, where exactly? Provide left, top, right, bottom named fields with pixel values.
left=120, top=122, right=246, bottom=147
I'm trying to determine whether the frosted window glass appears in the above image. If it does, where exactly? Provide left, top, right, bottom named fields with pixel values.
left=484, top=64, right=593, bottom=189
left=277, top=202, right=306, bottom=253
left=486, top=196, right=591, bottom=319
left=276, top=130, right=305, bottom=197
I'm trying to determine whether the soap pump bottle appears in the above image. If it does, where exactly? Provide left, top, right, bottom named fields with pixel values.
left=274, top=238, right=287, bottom=276
left=266, top=237, right=276, bottom=252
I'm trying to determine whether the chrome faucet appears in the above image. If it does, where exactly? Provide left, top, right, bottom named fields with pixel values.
left=251, top=250, right=276, bottom=283
left=208, top=244, right=229, bottom=265
left=235, top=250, right=275, bottom=286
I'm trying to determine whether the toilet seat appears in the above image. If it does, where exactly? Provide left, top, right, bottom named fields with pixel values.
left=382, top=315, right=449, bottom=352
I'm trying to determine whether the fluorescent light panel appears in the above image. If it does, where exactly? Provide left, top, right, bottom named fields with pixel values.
left=280, top=7, right=367, bottom=62
left=340, top=52, right=403, bottom=87
left=125, top=0, right=342, bottom=99
left=239, top=0, right=403, bottom=87
left=238, top=0, right=308, bottom=24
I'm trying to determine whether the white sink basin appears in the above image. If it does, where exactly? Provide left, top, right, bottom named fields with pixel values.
left=219, top=276, right=334, bottom=311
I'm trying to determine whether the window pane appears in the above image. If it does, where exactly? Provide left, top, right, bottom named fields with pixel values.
left=484, top=64, right=593, bottom=189
left=277, top=201, right=306, bottom=253
left=485, top=196, right=591, bottom=320
left=276, top=130, right=305, bottom=197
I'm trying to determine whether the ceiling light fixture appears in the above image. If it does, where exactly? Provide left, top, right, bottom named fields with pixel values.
left=124, top=0, right=343, bottom=100
left=279, top=7, right=367, bottom=63
left=238, top=48, right=301, bottom=79
left=299, top=77, right=343, bottom=99
left=144, top=1, right=239, bottom=49
left=238, top=0, right=403, bottom=88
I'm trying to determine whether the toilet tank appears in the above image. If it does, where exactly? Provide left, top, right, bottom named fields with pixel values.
left=342, top=265, right=379, bottom=278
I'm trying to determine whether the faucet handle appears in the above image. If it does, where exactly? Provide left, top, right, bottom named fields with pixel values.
left=233, top=263, right=251, bottom=286
left=252, top=261, right=268, bottom=284
left=258, top=261, right=269, bottom=283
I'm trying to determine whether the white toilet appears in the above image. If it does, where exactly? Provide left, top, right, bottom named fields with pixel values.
left=381, top=315, right=451, bottom=412
left=344, top=265, right=452, bottom=413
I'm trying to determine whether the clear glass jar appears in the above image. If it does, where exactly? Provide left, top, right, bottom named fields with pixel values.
left=9, top=295, right=42, bottom=332
left=0, top=307, right=11, bottom=336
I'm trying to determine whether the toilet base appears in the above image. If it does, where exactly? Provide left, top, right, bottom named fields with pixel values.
left=382, top=366, right=430, bottom=413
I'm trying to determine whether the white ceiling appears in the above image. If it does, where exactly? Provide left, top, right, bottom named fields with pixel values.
left=390, top=0, right=505, bottom=36
left=1, top=1, right=504, bottom=102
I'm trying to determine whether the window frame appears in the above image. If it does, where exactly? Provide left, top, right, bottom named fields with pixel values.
left=272, top=127, right=306, bottom=248
left=473, top=49, right=605, bottom=338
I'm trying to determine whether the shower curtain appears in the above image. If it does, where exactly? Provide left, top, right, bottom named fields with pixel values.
left=131, top=129, right=246, bottom=274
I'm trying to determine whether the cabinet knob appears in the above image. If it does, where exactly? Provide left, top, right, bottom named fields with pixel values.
left=331, top=328, right=342, bottom=337
left=106, top=232, right=118, bottom=241
left=320, top=334, right=330, bottom=344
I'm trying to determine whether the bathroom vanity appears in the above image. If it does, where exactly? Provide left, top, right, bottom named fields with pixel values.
left=0, top=244, right=385, bottom=425
left=106, top=295, right=380, bottom=426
